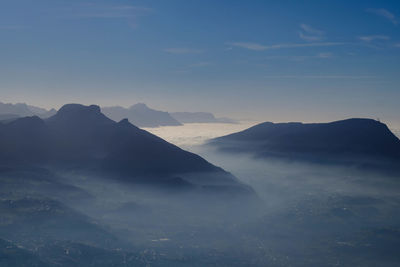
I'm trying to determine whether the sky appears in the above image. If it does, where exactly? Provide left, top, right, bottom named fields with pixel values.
left=0, top=0, right=400, bottom=127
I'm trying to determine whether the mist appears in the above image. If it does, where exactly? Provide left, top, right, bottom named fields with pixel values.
left=144, top=122, right=400, bottom=266
left=1, top=113, right=400, bottom=266
left=2, top=0, right=400, bottom=265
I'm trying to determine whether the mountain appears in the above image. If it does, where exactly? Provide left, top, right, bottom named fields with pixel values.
left=41, top=108, right=57, bottom=118
left=0, top=102, right=35, bottom=117
left=0, top=101, right=56, bottom=119
left=171, top=112, right=236, bottom=124
left=0, top=104, right=252, bottom=193
left=208, top=118, right=400, bottom=167
left=102, top=103, right=182, bottom=128
left=0, top=113, right=20, bottom=122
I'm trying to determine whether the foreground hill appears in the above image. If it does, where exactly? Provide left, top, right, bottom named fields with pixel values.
left=0, top=104, right=252, bottom=194
left=102, top=103, right=182, bottom=128
left=209, top=118, right=400, bottom=167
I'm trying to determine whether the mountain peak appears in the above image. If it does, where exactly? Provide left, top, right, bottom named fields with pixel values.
left=47, top=104, right=113, bottom=126
left=57, top=104, right=101, bottom=115
left=119, top=118, right=129, bottom=124
left=130, top=103, right=149, bottom=110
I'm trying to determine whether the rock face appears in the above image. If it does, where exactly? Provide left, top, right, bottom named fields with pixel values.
left=209, top=118, right=400, bottom=165
left=0, top=104, right=252, bottom=193
left=102, top=103, right=182, bottom=128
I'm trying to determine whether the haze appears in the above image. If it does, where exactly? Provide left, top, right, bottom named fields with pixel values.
left=1, top=1, right=400, bottom=266
left=1, top=0, right=400, bottom=128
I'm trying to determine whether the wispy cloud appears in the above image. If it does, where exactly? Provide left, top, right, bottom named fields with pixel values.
left=265, top=75, right=376, bottom=79
left=228, top=42, right=345, bottom=51
left=61, top=3, right=152, bottom=28
left=366, top=8, right=398, bottom=25
left=71, top=4, right=152, bottom=19
left=189, top=62, right=212, bottom=67
left=0, top=25, right=27, bottom=30
left=164, top=48, right=203, bottom=54
left=300, top=24, right=324, bottom=35
left=317, top=52, right=333, bottom=58
left=394, top=43, right=400, bottom=47
left=298, top=32, right=322, bottom=41
left=266, top=52, right=333, bottom=61
left=227, top=42, right=268, bottom=51
left=298, top=24, right=324, bottom=41
left=358, top=35, right=390, bottom=42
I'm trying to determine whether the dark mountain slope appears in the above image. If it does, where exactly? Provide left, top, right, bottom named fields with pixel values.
left=45, top=104, right=220, bottom=175
left=209, top=118, right=400, bottom=166
left=0, top=104, right=252, bottom=193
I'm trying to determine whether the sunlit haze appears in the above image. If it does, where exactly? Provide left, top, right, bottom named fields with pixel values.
left=1, top=0, right=400, bottom=128
left=1, top=1, right=400, bottom=266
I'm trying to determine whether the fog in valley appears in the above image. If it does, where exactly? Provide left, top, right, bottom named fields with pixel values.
left=145, top=122, right=400, bottom=266
left=2, top=0, right=400, bottom=265
left=2, top=121, right=397, bottom=266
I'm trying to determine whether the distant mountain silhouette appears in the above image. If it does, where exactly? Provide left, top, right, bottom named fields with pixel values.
left=0, top=104, right=252, bottom=193
left=0, top=113, right=20, bottom=122
left=0, top=101, right=56, bottom=118
left=102, top=103, right=182, bottom=128
left=209, top=119, right=400, bottom=167
left=171, top=112, right=236, bottom=124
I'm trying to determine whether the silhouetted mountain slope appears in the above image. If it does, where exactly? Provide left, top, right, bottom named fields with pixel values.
left=102, top=103, right=182, bottom=128
left=209, top=119, right=400, bottom=166
left=171, top=112, right=236, bottom=124
left=0, top=104, right=251, bottom=193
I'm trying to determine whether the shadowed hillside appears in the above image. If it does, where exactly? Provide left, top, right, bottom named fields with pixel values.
left=0, top=104, right=253, bottom=194
left=209, top=119, right=400, bottom=169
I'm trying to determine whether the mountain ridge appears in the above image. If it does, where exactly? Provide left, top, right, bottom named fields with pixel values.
left=171, top=112, right=236, bottom=124
left=0, top=101, right=56, bottom=119
left=208, top=118, right=400, bottom=168
left=102, top=103, right=182, bottom=128
left=0, top=103, right=253, bottom=194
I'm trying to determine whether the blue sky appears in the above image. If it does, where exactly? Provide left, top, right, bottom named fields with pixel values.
left=1, top=0, right=400, bottom=127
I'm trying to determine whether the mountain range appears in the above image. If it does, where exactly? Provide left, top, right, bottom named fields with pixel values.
left=101, top=103, right=182, bottom=128
left=0, top=101, right=56, bottom=119
left=170, top=112, right=236, bottom=124
left=0, top=103, right=253, bottom=194
left=208, top=118, right=400, bottom=168
left=1, top=101, right=237, bottom=127
left=102, top=104, right=237, bottom=127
